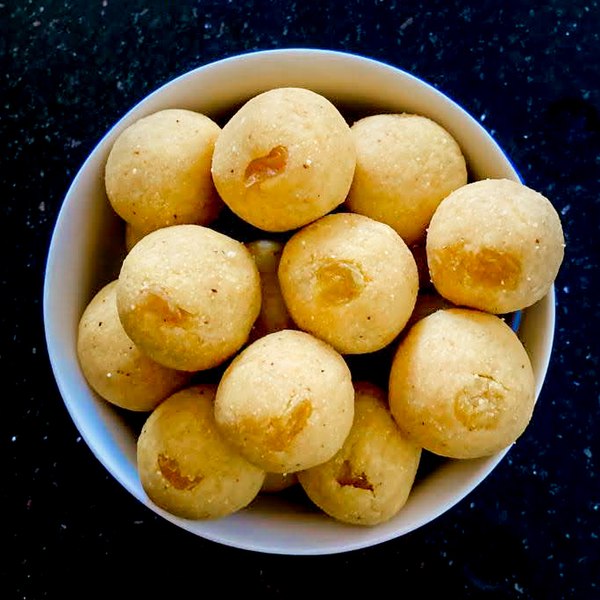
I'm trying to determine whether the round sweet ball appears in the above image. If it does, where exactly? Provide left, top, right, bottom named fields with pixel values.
left=77, top=281, right=190, bottom=411
left=388, top=308, right=536, bottom=459
left=278, top=213, right=419, bottom=354
left=426, top=178, right=565, bottom=313
left=246, top=240, right=294, bottom=341
left=105, top=109, right=223, bottom=233
left=211, top=87, right=356, bottom=232
left=261, top=472, right=298, bottom=494
left=298, top=382, right=422, bottom=526
left=117, top=224, right=261, bottom=372
left=346, top=113, right=467, bottom=245
left=214, top=330, right=355, bottom=473
left=137, top=385, right=265, bottom=520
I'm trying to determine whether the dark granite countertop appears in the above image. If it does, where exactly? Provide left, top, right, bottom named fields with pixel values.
left=2, top=0, right=598, bottom=597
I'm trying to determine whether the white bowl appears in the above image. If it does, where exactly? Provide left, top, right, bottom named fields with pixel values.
left=43, top=48, right=555, bottom=555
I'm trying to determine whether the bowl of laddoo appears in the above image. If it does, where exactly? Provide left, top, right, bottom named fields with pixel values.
left=44, top=49, right=563, bottom=555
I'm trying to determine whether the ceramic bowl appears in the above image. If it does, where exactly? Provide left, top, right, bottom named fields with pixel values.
left=43, top=49, right=555, bottom=555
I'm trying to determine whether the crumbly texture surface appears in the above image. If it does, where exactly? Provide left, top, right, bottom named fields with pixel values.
left=214, top=330, right=354, bottom=473
left=426, top=178, right=565, bottom=313
left=211, top=87, right=356, bottom=232
left=388, top=308, right=536, bottom=459
left=116, top=224, right=261, bottom=371
left=246, top=240, right=294, bottom=342
left=77, top=281, right=190, bottom=411
left=278, top=213, right=418, bottom=354
left=137, top=385, right=265, bottom=519
left=346, top=113, right=467, bottom=245
left=105, top=109, right=223, bottom=233
left=298, top=382, right=421, bottom=525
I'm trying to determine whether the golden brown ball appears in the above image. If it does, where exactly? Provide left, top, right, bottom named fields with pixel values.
left=278, top=213, right=418, bottom=354
left=298, top=382, right=421, bottom=525
left=426, top=178, right=565, bottom=313
left=346, top=113, right=467, bottom=245
left=137, top=385, right=265, bottom=519
left=77, top=281, right=190, bottom=411
left=117, top=224, right=261, bottom=372
left=389, top=308, right=536, bottom=459
left=211, top=87, right=356, bottom=232
left=214, top=330, right=354, bottom=473
left=105, top=109, right=222, bottom=233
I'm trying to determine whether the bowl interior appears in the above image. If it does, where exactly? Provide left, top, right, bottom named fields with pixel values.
left=43, top=49, right=555, bottom=555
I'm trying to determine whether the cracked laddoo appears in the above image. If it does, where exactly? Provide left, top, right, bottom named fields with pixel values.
left=214, top=330, right=354, bottom=473
left=388, top=308, right=535, bottom=459
left=298, top=382, right=421, bottom=525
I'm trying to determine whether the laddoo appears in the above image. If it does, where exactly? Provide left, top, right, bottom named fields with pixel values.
left=246, top=239, right=294, bottom=341
left=278, top=213, right=418, bottom=354
left=346, top=113, right=467, bottom=245
left=214, top=330, right=354, bottom=473
left=116, top=224, right=261, bottom=372
left=211, top=87, right=356, bottom=232
left=77, top=281, right=190, bottom=411
left=298, top=382, right=422, bottom=526
left=426, top=178, right=565, bottom=313
left=388, top=308, right=536, bottom=459
left=105, top=109, right=223, bottom=233
left=137, top=385, right=265, bottom=519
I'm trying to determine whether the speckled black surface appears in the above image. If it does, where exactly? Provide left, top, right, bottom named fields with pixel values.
left=2, top=0, right=599, bottom=597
